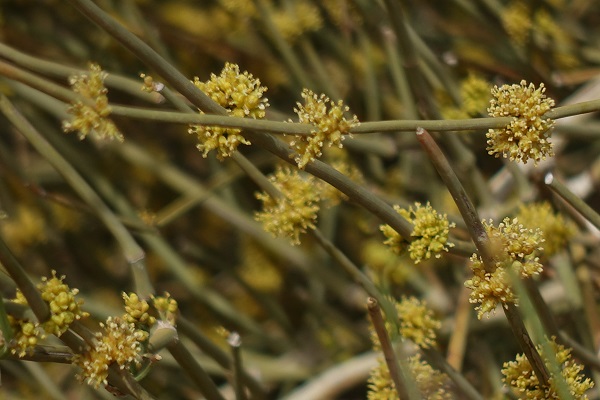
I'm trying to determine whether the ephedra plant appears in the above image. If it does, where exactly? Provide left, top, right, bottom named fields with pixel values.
left=2, top=0, right=600, bottom=399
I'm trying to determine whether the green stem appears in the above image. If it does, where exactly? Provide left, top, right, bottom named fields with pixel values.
left=421, top=348, right=484, bottom=400
left=178, top=317, right=267, bottom=400
left=415, top=128, right=494, bottom=265
left=382, top=27, right=418, bottom=119
left=309, top=229, right=394, bottom=319
left=380, top=0, right=435, bottom=117
left=0, top=296, right=13, bottom=358
left=167, top=340, right=226, bottom=400
left=0, top=95, right=149, bottom=279
left=7, top=344, right=73, bottom=363
left=3, top=55, right=598, bottom=136
left=508, top=269, right=574, bottom=400
left=545, top=173, right=600, bottom=231
left=245, top=130, right=415, bottom=240
left=299, top=38, right=341, bottom=99
left=415, top=127, right=552, bottom=390
left=0, top=60, right=78, bottom=103
left=546, top=99, right=600, bottom=119
left=228, top=332, right=248, bottom=400
left=231, top=153, right=282, bottom=201
left=65, top=0, right=225, bottom=115
left=0, top=236, right=50, bottom=323
left=254, top=0, right=311, bottom=90
left=367, top=297, right=420, bottom=400
left=358, top=28, right=382, bottom=121
left=0, top=42, right=159, bottom=103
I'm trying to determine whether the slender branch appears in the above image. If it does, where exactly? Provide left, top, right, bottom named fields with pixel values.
left=7, top=344, right=74, bottom=363
left=228, top=332, right=247, bottom=400
left=545, top=173, right=600, bottom=231
left=421, top=348, right=484, bottom=400
left=0, top=236, right=50, bottom=323
left=367, top=297, right=421, bottom=400
left=178, top=317, right=267, bottom=400
left=167, top=340, right=227, bottom=400
left=415, top=128, right=494, bottom=266
left=416, top=127, right=552, bottom=390
left=0, top=42, right=160, bottom=102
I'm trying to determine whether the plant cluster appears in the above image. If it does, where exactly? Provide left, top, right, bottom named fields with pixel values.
left=2, top=0, right=600, bottom=399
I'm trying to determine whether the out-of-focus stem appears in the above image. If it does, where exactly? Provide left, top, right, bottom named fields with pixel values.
left=545, top=173, right=600, bottom=231
left=0, top=95, right=153, bottom=298
left=421, top=348, right=484, bottom=400
left=309, top=229, right=397, bottom=323
left=167, top=340, right=226, bottom=400
left=446, top=286, right=471, bottom=371
left=228, top=332, right=247, bottom=400
left=381, top=0, right=435, bottom=117
left=382, top=26, right=418, bottom=119
left=0, top=42, right=160, bottom=102
left=0, top=236, right=50, bottom=323
left=254, top=0, right=311, bottom=90
left=178, top=317, right=266, bottom=400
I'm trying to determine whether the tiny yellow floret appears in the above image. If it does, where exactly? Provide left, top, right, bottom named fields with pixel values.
left=465, top=217, right=545, bottom=319
left=516, top=201, right=576, bottom=257
left=152, top=292, right=178, bottom=326
left=502, top=338, right=593, bottom=398
left=189, top=62, right=269, bottom=160
left=75, top=316, right=147, bottom=388
left=291, top=89, right=358, bottom=169
left=380, top=202, right=455, bottom=264
left=39, top=270, right=89, bottom=337
left=123, top=292, right=156, bottom=327
left=487, top=80, right=555, bottom=165
left=368, top=353, right=451, bottom=400
left=396, top=296, right=441, bottom=349
left=254, top=166, right=320, bottom=245
left=63, top=63, right=123, bottom=142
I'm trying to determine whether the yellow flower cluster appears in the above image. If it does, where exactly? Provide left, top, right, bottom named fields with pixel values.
left=396, top=296, right=441, bottom=349
left=8, top=272, right=88, bottom=357
left=75, top=317, right=147, bottom=388
left=487, top=80, right=555, bottom=165
left=501, top=2, right=532, bottom=48
left=272, top=1, right=323, bottom=42
left=516, top=202, right=577, bottom=257
left=291, top=89, right=359, bottom=169
left=39, top=271, right=89, bottom=337
left=322, top=0, right=362, bottom=27
left=362, top=239, right=411, bottom=285
left=254, top=166, right=320, bottom=245
left=1, top=204, right=47, bottom=255
left=368, top=353, right=451, bottom=400
left=63, top=63, right=123, bottom=142
left=8, top=318, right=45, bottom=358
left=152, top=292, right=179, bottom=326
left=139, top=73, right=163, bottom=93
left=465, top=218, right=545, bottom=319
left=380, top=202, right=455, bottom=264
left=219, top=0, right=257, bottom=18
left=441, top=73, right=490, bottom=119
left=189, top=62, right=269, bottom=159
left=238, top=239, right=283, bottom=293
left=501, top=1, right=578, bottom=66
left=502, top=338, right=593, bottom=399
left=123, top=292, right=156, bottom=327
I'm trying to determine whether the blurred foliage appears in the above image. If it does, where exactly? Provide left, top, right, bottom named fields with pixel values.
left=1, top=0, right=600, bottom=399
